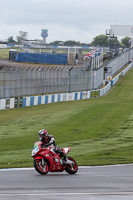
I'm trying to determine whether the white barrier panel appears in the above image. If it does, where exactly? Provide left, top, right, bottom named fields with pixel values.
left=60, top=93, right=64, bottom=102
left=34, top=96, right=38, bottom=106
left=48, top=95, right=52, bottom=103
left=26, top=97, right=30, bottom=107
left=54, top=94, right=58, bottom=103
left=99, top=88, right=104, bottom=97
left=82, top=91, right=91, bottom=99
left=0, top=99, right=6, bottom=110
left=100, top=81, right=111, bottom=96
left=0, top=98, right=15, bottom=110
left=41, top=96, right=45, bottom=104
left=111, top=73, right=121, bottom=86
left=77, top=92, right=81, bottom=100
left=68, top=93, right=75, bottom=101
left=10, top=98, right=14, bottom=108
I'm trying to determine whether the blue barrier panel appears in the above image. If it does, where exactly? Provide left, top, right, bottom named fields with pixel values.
left=22, top=97, right=27, bottom=107
left=52, top=94, right=55, bottom=103
left=58, top=94, right=61, bottom=102
left=7, top=44, right=15, bottom=47
left=111, top=80, right=113, bottom=86
left=30, top=96, right=34, bottom=106
left=51, top=46, right=58, bottom=48
left=82, top=47, right=89, bottom=49
left=38, top=96, right=42, bottom=105
left=80, top=92, right=83, bottom=100
left=45, top=95, right=48, bottom=104
left=75, top=92, right=78, bottom=100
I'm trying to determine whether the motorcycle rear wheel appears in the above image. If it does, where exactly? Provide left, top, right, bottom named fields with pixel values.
left=34, top=159, right=49, bottom=175
left=65, top=157, right=78, bottom=174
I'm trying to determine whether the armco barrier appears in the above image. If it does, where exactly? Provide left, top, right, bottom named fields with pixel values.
left=22, top=91, right=91, bottom=107
left=111, top=73, right=121, bottom=86
left=0, top=62, right=133, bottom=110
left=0, top=91, right=90, bottom=110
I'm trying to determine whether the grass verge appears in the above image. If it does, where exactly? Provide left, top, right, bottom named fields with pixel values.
left=1, top=68, right=133, bottom=168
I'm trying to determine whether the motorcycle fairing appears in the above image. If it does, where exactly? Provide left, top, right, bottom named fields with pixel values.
left=38, top=147, right=65, bottom=172
left=62, top=147, right=70, bottom=155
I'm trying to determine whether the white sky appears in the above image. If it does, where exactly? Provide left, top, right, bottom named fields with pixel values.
left=0, top=0, right=133, bottom=43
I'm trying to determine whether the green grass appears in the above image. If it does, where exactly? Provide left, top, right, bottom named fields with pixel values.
left=0, top=48, right=10, bottom=59
left=1, top=68, right=133, bottom=168
left=0, top=48, right=19, bottom=59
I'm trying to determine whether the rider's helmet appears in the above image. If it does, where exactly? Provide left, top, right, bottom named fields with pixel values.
left=38, top=129, right=48, bottom=142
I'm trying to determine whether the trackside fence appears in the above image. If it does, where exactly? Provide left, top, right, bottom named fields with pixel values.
left=0, top=61, right=132, bottom=110
left=0, top=65, right=104, bottom=99
left=111, top=61, right=133, bottom=86
left=105, top=48, right=133, bottom=79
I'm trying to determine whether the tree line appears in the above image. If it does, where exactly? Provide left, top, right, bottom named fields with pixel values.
left=0, top=35, right=131, bottom=48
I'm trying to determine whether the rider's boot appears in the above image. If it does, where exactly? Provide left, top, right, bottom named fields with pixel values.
left=62, top=152, right=68, bottom=164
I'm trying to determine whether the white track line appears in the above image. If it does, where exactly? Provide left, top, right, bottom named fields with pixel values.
left=1, top=163, right=133, bottom=171
left=0, top=192, right=133, bottom=196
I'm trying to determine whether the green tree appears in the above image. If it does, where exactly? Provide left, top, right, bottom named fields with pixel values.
left=91, top=35, right=109, bottom=47
left=0, top=40, right=7, bottom=44
left=64, top=40, right=80, bottom=46
left=7, top=36, right=16, bottom=43
left=49, top=40, right=60, bottom=46
left=50, top=40, right=82, bottom=46
left=121, top=37, right=131, bottom=48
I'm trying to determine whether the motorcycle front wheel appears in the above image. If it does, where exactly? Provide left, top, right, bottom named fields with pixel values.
left=34, top=159, right=49, bottom=175
left=65, top=157, right=78, bottom=174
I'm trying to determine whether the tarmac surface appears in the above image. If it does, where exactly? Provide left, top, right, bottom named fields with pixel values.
left=0, top=164, right=133, bottom=200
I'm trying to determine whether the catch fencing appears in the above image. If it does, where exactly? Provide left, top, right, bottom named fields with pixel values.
left=105, top=48, right=133, bottom=79
left=0, top=64, right=104, bottom=99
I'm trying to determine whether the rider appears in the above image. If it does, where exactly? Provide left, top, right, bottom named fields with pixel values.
left=38, top=129, right=67, bottom=162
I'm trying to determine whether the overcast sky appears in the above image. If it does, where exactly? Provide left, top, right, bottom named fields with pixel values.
left=0, top=0, right=133, bottom=43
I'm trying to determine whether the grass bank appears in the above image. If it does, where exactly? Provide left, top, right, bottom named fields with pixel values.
left=1, top=68, right=133, bottom=168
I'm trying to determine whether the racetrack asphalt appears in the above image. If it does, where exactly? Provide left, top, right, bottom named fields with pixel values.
left=0, top=164, right=133, bottom=200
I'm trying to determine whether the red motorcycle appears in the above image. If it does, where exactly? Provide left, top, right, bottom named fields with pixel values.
left=31, top=141, right=78, bottom=175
